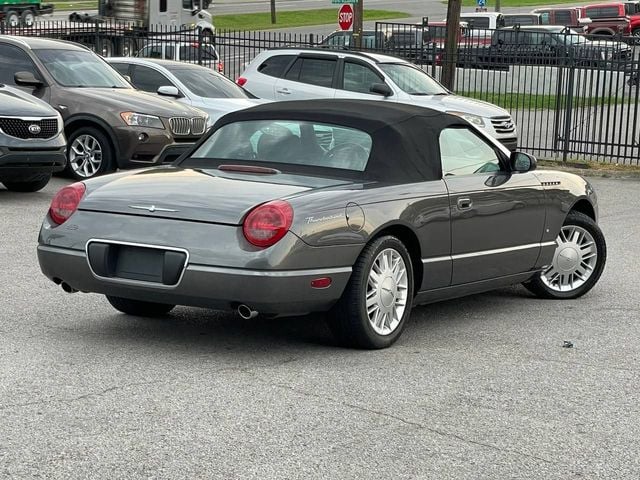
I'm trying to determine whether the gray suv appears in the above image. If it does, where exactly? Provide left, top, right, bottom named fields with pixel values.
left=0, top=36, right=209, bottom=180
left=0, top=84, right=65, bottom=192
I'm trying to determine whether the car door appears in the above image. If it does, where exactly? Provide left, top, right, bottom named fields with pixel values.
left=274, top=54, right=338, bottom=100
left=333, top=59, right=395, bottom=100
left=439, top=127, right=546, bottom=285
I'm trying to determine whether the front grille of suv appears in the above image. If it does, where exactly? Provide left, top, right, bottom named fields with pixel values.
left=169, top=117, right=206, bottom=136
left=490, top=116, right=516, bottom=134
left=0, top=117, right=58, bottom=139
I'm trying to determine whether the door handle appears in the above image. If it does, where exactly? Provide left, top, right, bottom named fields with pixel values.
left=457, top=197, right=473, bottom=210
left=276, top=88, right=291, bottom=95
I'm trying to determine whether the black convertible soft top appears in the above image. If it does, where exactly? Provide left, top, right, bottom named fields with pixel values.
left=210, top=99, right=472, bottom=182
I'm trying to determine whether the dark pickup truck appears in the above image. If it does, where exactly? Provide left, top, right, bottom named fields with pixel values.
left=472, top=25, right=631, bottom=68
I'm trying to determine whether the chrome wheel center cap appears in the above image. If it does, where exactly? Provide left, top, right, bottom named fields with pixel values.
left=380, top=277, right=396, bottom=308
left=558, top=246, right=579, bottom=271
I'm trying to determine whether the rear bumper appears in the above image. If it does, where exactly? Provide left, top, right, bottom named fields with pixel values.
left=38, top=245, right=351, bottom=316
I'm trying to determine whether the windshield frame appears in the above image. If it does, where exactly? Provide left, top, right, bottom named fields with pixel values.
left=378, top=62, right=449, bottom=96
left=34, top=48, right=131, bottom=88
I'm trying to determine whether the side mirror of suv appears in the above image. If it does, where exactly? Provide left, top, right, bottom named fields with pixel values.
left=369, top=83, right=392, bottom=97
left=510, top=151, right=537, bottom=173
left=14, top=71, right=43, bottom=88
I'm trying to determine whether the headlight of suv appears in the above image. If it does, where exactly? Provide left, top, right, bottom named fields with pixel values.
left=446, top=111, right=486, bottom=128
left=120, top=112, right=165, bottom=129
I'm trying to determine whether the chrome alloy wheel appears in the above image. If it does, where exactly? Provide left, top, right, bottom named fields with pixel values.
left=541, top=225, right=598, bottom=292
left=69, top=134, right=103, bottom=178
left=366, top=248, right=409, bottom=336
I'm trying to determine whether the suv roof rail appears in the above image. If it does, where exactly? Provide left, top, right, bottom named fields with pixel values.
left=265, top=46, right=383, bottom=62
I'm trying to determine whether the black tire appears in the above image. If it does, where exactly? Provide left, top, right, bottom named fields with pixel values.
left=524, top=211, right=606, bottom=299
left=65, top=126, right=114, bottom=180
left=2, top=174, right=51, bottom=192
left=327, top=235, right=414, bottom=349
left=5, top=10, right=19, bottom=27
left=20, top=9, right=35, bottom=28
left=106, top=296, right=175, bottom=316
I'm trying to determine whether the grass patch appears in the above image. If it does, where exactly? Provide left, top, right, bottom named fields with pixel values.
left=216, top=9, right=409, bottom=30
left=460, top=0, right=577, bottom=6
left=51, top=1, right=96, bottom=11
left=460, top=92, right=630, bottom=110
left=538, top=159, right=640, bottom=175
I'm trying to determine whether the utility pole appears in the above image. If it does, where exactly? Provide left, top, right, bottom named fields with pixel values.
left=495, top=0, right=501, bottom=12
left=271, top=0, right=276, bottom=24
left=441, top=0, right=462, bottom=90
left=354, top=0, right=363, bottom=49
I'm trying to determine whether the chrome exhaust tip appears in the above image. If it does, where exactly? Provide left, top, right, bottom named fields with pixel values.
left=237, top=304, right=258, bottom=320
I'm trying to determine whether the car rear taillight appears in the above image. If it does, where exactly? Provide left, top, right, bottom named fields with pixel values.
left=49, top=182, right=86, bottom=226
left=242, top=200, right=293, bottom=248
left=236, top=76, right=247, bottom=87
left=217, top=61, right=224, bottom=72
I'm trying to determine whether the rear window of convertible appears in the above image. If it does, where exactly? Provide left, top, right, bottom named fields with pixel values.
left=189, top=120, right=373, bottom=171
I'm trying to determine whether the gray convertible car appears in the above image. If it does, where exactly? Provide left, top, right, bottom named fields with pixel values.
left=38, top=100, right=606, bottom=349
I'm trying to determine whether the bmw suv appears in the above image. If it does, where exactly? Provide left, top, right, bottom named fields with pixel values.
left=238, top=49, right=518, bottom=151
left=0, top=36, right=209, bottom=180
left=0, top=84, right=65, bottom=192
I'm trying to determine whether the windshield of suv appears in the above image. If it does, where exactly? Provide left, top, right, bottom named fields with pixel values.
left=34, top=49, right=130, bottom=88
left=379, top=63, right=448, bottom=95
left=168, top=67, right=248, bottom=99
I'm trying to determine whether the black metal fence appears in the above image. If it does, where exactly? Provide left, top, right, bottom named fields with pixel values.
left=4, top=20, right=640, bottom=164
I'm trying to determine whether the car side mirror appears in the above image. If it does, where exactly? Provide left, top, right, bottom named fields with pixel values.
left=510, top=151, right=537, bottom=173
left=14, top=71, right=43, bottom=88
left=369, top=83, right=392, bottom=97
left=157, top=85, right=182, bottom=98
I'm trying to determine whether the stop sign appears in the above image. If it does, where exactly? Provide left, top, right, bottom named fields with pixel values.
left=338, top=4, right=354, bottom=31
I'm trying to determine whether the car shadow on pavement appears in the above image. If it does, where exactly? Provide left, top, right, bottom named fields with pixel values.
left=77, top=285, right=533, bottom=353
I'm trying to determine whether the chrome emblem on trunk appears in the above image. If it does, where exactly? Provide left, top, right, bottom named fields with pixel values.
left=28, top=124, right=41, bottom=134
left=128, top=205, right=179, bottom=213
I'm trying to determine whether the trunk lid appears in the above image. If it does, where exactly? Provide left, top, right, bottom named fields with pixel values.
left=79, top=167, right=351, bottom=224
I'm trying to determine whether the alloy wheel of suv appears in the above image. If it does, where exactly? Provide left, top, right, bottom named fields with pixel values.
left=66, top=127, right=113, bottom=180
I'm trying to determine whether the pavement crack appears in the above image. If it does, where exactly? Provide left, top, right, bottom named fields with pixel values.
left=265, top=381, right=558, bottom=466
left=0, top=380, right=162, bottom=411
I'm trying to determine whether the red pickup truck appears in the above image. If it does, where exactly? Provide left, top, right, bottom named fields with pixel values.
left=581, top=3, right=635, bottom=36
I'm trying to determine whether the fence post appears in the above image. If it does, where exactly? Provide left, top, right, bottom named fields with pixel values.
left=562, top=47, right=576, bottom=162
left=431, top=41, right=437, bottom=77
left=198, top=27, right=203, bottom=66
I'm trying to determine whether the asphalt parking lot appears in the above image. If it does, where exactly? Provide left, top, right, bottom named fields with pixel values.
left=1, top=174, right=639, bottom=479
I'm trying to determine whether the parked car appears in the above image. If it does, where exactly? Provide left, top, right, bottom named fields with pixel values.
left=107, top=58, right=265, bottom=125
left=320, top=30, right=384, bottom=49
left=581, top=3, right=633, bottom=36
left=459, top=12, right=506, bottom=29
left=237, top=49, right=518, bottom=151
left=503, top=13, right=546, bottom=26
left=136, top=41, right=223, bottom=72
left=37, top=100, right=607, bottom=349
left=0, top=84, right=65, bottom=192
left=531, top=7, right=592, bottom=32
left=475, top=26, right=631, bottom=67
left=0, top=36, right=209, bottom=180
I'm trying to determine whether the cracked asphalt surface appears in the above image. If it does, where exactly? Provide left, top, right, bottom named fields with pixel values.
left=1, top=175, right=639, bottom=479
